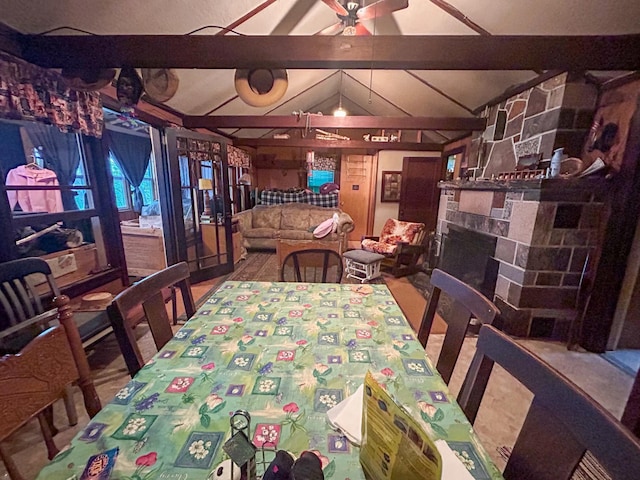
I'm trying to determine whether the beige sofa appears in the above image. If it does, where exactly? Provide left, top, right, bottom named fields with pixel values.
left=234, top=203, right=354, bottom=251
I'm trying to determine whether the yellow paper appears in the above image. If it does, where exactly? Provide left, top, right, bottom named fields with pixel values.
left=360, top=371, right=442, bottom=480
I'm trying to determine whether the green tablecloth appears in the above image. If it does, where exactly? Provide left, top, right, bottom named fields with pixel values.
left=38, top=281, right=502, bottom=479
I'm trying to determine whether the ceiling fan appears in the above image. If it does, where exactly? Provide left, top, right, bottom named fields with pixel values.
left=318, top=0, right=409, bottom=36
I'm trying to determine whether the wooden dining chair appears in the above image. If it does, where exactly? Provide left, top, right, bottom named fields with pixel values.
left=417, top=268, right=500, bottom=385
left=458, top=325, right=640, bottom=480
left=0, top=293, right=102, bottom=480
left=0, top=259, right=100, bottom=436
left=280, top=249, right=344, bottom=283
left=107, top=262, right=196, bottom=377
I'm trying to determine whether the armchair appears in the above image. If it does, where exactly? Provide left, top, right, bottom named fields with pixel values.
left=361, top=218, right=428, bottom=277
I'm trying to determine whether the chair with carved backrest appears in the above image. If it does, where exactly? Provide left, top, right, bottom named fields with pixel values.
left=457, top=325, right=640, bottom=480
left=361, top=218, right=429, bottom=277
left=0, top=258, right=101, bottom=479
left=107, top=262, right=196, bottom=377
left=280, top=249, right=344, bottom=283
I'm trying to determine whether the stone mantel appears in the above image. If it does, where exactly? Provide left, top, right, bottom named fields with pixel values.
left=438, top=176, right=612, bottom=201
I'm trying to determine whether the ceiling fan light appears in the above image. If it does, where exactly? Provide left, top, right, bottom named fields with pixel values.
left=342, top=25, right=357, bottom=36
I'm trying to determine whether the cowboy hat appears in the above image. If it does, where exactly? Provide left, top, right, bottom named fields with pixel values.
left=141, top=68, right=179, bottom=102
left=61, top=68, right=116, bottom=91
left=234, top=69, right=288, bottom=107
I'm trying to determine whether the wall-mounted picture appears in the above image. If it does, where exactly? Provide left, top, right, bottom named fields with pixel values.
left=381, top=171, right=402, bottom=202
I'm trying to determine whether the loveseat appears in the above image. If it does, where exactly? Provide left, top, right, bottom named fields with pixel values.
left=234, top=203, right=354, bottom=251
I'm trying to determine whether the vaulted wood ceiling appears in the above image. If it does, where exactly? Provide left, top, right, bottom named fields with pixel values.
left=2, top=0, right=639, bottom=144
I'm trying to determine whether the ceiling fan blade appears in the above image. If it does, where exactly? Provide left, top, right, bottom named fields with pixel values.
left=321, top=0, right=348, bottom=16
left=317, top=22, right=345, bottom=35
left=355, top=23, right=372, bottom=35
left=356, top=0, right=408, bottom=21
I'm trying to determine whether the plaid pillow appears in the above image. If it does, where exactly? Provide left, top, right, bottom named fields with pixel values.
left=282, top=191, right=305, bottom=203
left=261, top=190, right=283, bottom=205
left=305, top=192, right=339, bottom=207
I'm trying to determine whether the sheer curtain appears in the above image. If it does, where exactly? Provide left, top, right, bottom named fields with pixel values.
left=106, top=129, right=152, bottom=213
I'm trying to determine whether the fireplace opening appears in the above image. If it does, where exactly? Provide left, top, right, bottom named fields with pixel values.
left=439, top=224, right=499, bottom=300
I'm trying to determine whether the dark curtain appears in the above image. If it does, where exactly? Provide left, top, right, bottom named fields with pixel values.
left=0, top=122, right=26, bottom=180
left=25, top=123, right=80, bottom=210
left=107, top=129, right=152, bottom=213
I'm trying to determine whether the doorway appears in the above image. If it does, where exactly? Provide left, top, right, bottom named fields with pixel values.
left=339, top=154, right=376, bottom=247
left=399, top=156, right=442, bottom=231
left=157, top=129, right=234, bottom=283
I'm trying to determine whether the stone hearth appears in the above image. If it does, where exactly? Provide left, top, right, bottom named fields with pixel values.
left=437, top=178, right=605, bottom=339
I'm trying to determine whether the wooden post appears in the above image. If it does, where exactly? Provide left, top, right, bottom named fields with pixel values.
left=54, top=295, right=102, bottom=417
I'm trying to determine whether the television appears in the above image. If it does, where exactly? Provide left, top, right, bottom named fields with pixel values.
left=307, top=170, right=334, bottom=193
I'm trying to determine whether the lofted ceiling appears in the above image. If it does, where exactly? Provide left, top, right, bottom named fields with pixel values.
left=1, top=0, right=639, bottom=143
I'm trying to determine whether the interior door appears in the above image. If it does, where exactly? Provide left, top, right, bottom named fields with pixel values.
left=399, top=157, right=442, bottom=231
left=157, top=128, right=234, bottom=283
left=339, top=154, right=376, bottom=244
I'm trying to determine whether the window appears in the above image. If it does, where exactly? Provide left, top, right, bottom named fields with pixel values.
left=109, top=153, right=157, bottom=210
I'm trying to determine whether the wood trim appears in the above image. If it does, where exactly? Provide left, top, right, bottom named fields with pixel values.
left=0, top=23, right=24, bottom=58
left=427, top=0, right=491, bottom=36
left=233, top=138, right=444, bottom=151
left=184, top=115, right=485, bottom=131
left=20, top=34, right=640, bottom=70
left=215, top=0, right=279, bottom=35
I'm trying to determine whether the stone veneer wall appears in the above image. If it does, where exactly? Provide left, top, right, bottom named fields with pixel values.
left=437, top=180, right=605, bottom=339
left=466, top=73, right=598, bottom=180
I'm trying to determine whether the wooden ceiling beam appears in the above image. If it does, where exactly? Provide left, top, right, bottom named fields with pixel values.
left=232, top=138, right=443, bottom=151
left=183, top=115, right=485, bottom=131
left=19, top=34, right=640, bottom=70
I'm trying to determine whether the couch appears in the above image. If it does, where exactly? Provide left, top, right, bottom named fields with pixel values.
left=234, top=203, right=354, bottom=251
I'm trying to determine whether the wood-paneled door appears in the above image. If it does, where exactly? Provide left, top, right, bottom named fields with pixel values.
left=399, top=157, right=442, bottom=231
left=339, top=154, right=376, bottom=244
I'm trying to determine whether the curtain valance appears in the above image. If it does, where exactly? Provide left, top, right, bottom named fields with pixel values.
left=0, top=53, right=104, bottom=138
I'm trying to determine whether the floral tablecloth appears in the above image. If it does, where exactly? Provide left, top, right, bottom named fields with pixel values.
left=38, top=281, right=502, bottom=479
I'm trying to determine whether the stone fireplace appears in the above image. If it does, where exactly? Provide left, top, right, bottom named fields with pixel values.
left=439, top=224, right=499, bottom=300
left=437, top=178, right=605, bottom=339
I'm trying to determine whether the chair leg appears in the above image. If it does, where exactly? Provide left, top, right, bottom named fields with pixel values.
left=41, top=405, right=58, bottom=436
left=37, top=412, right=60, bottom=460
left=62, top=386, right=78, bottom=426
left=0, top=442, right=25, bottom=480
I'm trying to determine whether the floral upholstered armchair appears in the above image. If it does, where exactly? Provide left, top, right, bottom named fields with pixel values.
left=361, top=218, right=429, bottom=277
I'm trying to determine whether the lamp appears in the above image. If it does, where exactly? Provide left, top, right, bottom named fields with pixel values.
left=198, top=178, right=213, bottom=216
left=333, top=70, right=347, bottom=117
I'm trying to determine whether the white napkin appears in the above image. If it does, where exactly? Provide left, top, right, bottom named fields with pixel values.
left=326, top=385, right=477, bottom=479
left=435, top=440, right=475, bottom=480
left=326, top=384, right=364, bottom=445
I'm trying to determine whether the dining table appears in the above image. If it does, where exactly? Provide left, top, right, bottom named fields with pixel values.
left=38, top=281, right=503, bottom=479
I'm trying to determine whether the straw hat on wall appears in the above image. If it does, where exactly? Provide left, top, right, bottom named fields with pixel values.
left=61, top=68, right=116, bottom=91
left=234, top=69, right=288, bottom=107
left=142, top=68, right=180, bottom=102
